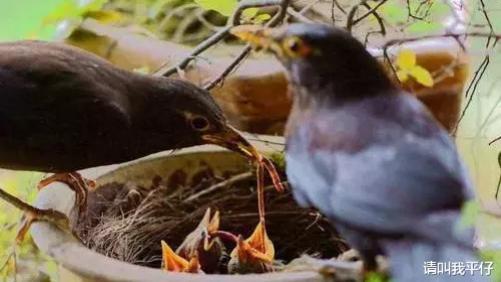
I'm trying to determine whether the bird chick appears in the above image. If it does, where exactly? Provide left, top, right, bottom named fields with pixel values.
left=161, top=240, right=201, bottom=273
left=232, top=24, right=486, bottom=281
left=228, top=221, right=275, bottom=274
left=176, top=208, right=225, bottom=273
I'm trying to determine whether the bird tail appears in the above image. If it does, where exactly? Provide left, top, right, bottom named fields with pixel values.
left=380, top=211, right=490, bottom=282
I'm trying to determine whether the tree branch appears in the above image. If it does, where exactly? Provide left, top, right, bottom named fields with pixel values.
left=154, top=0, right=288, bottom=78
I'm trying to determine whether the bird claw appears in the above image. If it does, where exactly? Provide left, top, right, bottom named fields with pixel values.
left=37, top=172, right=96, bottom=215
left=16, top=207, right=72, bottom=243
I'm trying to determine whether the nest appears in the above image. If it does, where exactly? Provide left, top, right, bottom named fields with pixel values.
left=75, top=162, right=348, bottom=272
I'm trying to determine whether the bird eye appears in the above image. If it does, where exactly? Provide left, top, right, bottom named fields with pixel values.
left=190, top=116, right=210, bottom=131
left=282, top=36, right=311, bottom=58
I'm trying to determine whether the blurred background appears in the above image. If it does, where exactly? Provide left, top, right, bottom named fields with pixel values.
left=0, top=0, right=500, bottom=281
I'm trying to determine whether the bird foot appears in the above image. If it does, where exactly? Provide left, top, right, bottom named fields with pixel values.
left=0, top=187, right=75, bottom=243
left=17, top=207, right=72, bottom=243
left=37, top=172, right=96, bottom=215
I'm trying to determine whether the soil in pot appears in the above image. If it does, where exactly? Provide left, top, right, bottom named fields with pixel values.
left=74, top=157, right=348, bottom=274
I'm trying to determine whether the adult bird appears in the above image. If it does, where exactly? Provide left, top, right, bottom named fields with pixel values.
left=232, top=24, right=485, bottom=281
left=0, top=40, right=260, bottom=240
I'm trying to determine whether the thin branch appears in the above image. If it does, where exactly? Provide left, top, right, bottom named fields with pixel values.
left=347, top=0, right=389, bottom=31
left=0, top=188, right=39, bottom=214
left=455, top=54, right=491, bottom=130
left=495, top=152, right=501, bottom=200
left=204, top=45, right=252, bottom=90
left=287, top=7, right=315, bottom=23
left=184, top=172, right=253, bottom=203
left=203, top=0, right=291, bottom=89
left=154, top=26, right=231, bottom=77
left=154, top=0, right=287, bottom=77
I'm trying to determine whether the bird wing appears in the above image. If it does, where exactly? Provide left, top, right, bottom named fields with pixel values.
left=0, top=41, right=133, bottom=170
left=286, top=94, right=471, bottom=236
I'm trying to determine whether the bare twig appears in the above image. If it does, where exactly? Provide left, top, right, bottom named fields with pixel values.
left=155, top=0, right=288, bottom=77
left=0, top=188, right=39, bottom=214
left=453, top=0, right=496, bottom=135
left=203, top=0, right=291, bottom=89
left=495, top=152, right=501, bottom=200
left=184, top=171, right=253, bottom=203
left=204, top=45, right=252, bottom=90
left=287, top=7, right=315, bottom=23
left=154, top=26, right=231, bottom=76
left=346, top=0, right=389, bottom=32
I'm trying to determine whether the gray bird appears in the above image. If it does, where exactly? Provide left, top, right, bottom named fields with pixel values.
left=232, top=23, right=486, bottom=281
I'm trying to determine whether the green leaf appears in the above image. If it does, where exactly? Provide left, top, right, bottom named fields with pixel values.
left=251, top=13, right=271, bottom=24
left=460, top=200, right=480, bottom=227
left=150, top=0, right=176, bottom=17
left=365, top=271, right=389, bottom=282
left=379, top=3, right=406, bottom=25
left=194, top=0, right=237, bottom=17
left=241, top=7, right=259, bottom=22
left=43, top=0, right=109, bottom=25
left=407, top=21, right=442, bottom=34
left=83, top=10, right=123, bottom=23
left=43, top=1, right=81, bottom=24
left=480, top=250, right=501, bottom=281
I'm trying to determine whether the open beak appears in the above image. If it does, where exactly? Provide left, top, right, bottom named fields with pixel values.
left=231, top=221, right=275, bottom=264
left=202, top=125, right=262, bottom=162
left=161, top=241, right=201, bottom=273
left=230, top=25, right=283, bottom=56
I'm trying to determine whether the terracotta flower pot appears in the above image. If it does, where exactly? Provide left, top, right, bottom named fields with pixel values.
left=30, top=138, right=357, bottom=282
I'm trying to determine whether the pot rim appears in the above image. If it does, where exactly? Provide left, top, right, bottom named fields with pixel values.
left=29, top=137, right=341, bottom=282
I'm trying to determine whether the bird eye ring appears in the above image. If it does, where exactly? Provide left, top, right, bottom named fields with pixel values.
left=282, top=37, right=311, bottom=58
left=190, top=116, right=210, bottom=131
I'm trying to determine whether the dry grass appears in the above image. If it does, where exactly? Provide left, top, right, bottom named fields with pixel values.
left=74, top=166, right=347, bottom=271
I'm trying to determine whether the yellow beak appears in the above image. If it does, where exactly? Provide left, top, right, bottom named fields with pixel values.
left=230, top=25, right=284, bottom=56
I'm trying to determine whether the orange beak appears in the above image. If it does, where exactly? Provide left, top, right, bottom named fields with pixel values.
left=230, top=221, right=275, bottom=265
left=161, top=241, right=201, bottom=273
left=202, top=124, right=262, bottom=162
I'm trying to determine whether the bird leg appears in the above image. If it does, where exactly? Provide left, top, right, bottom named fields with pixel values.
left=37, top=172, right=96, bottom=215
left=0, top=187, right=72, bottom=243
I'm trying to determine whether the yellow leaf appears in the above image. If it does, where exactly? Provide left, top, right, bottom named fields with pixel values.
left=396, top=70, right=409, bottom=82
left=253, top=13, right=271, bottom=24
left=83, top=10, right=124, bottom=24
left=396, top=49, right=416, bottom=70
left=410, top=65, right=434, bottom=87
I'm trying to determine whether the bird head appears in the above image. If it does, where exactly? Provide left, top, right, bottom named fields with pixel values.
left=176, top=208, right=225, bottom=273
left=230, top=24, right=394, bottom=104
left=228, top=221, right=275, bottom=274
left=139, top=78, right=262, bottom=161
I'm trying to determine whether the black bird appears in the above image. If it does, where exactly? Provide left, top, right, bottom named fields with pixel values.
left=232, top=24, right=485, bottom=281
left=0, top=40, right=259, bottom=240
